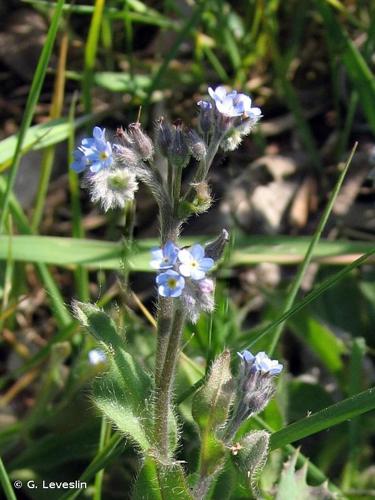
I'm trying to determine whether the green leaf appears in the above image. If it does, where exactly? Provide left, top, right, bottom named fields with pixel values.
left=270, top=387, right=375, bottom=450
left=232, top=430, right=270, bottom=499
left=73, top=302, right=153, bottom=450
left=0, top=116, right=91, bottom=171
left=0, top=235, right=374, bottom=270
left=276, top=449, right=334, bottom=500
left=289, top=313, right=347, bottom=375
left=133, top=456, right=193, bottom=500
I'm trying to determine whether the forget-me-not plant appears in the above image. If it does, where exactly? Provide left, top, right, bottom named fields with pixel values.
left=71, top=86, right=283, bottom=500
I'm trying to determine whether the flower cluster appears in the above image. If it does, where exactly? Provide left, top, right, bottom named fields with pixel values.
left=70, top=125, right=155, bottom=211
left=236, top=349, right=282, bottom=418
left=198, top=85, right=262, bottom=151
left=223, top=350, right=283, bottom=440
left=150, top=241, right=215, bottom=322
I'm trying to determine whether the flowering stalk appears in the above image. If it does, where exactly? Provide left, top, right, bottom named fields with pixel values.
left=70, top=86, right=282, bottom=489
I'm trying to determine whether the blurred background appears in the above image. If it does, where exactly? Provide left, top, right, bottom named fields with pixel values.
left=0, top=1, right=374, bottom=499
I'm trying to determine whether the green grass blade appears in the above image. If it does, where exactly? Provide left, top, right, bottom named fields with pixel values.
left=0, top=115, right=93, bottom=170
left=0, top=235, right=373, bottom=271
left=83, top=0, right=106, bottom=114
left=317, top=0, right=375, bottom=133
left=268, top=143, right=357, bottom=354
left=0, top=178, right=70, bottom=327
left=0, top=0, right=65, bottom=231
left=270, top=387, right=375, bottom=450
left=0, top=456, right=17, bottom=500
left=247, top=247, right=375, bottom=349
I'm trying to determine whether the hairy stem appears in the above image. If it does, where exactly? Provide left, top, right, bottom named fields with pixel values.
left=154, top=304, right=186, bottom=458
left=154, top=297, right=174, bottom=387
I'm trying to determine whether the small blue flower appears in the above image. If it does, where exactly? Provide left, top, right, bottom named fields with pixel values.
left=208, top=86, right=261, bottom=119
left=237, top=350, right=255, bottom=364
left=254, top=352, right=283, bottom=375
left=71, top=147, right=91, bottom=173
left=70, top=127, right=114, bottom=174
left=150, top=241, right=179, bottom=270
left=238, top=350, right=283, bottom=376
left=156, top=270, right=185, bottom=298
left=178, top=244, right=214, bottom=280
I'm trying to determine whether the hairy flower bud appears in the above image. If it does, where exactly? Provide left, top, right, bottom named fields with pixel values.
left=205, top=229, right=229, bottom=261
left=221, top=129, right=242, bottom=152
left=155, top=117, right=173, bottom=157
left=197, top=100, right=213, bottom=134
left=186, top=129, right=207, bottom=161
left=224, top=351, right=282, bottom=440
left=113, top=144, right=139, bottom=168
left=87, top=167, right=138, bottom=212
left=169, top=119, right=190, bottom=168
left=128, top=122, right=154, bottom=161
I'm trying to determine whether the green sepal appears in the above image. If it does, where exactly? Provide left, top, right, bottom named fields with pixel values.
left=232, top=430, right=270, bottom=499
left=133, top=455, right=193, bottom=500
left=276, top=449, right=334, bottom=500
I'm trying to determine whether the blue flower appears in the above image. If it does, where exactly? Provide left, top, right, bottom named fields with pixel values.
left=70, top=127, right=114, bottom=174
left=238, top=350, right=283, bottom=376
left=71, top=147, right=91, bottom=173
left=178, top=244, right=214, bottom=280
left=254, top=352, right=283, bottom=375
left=150, top=241, right=179, bottom=270
left=156, top=270, right=185, bottom=298
left=208, top=86, right=261, bottom=119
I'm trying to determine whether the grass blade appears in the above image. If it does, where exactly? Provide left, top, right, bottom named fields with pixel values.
left=270, top=387, right=375, bottom=450
left=268, top=143, right=357, bottom=354
left=0, top=456, right=17, bottom=500
left=0, top=0, right=66, bottom=231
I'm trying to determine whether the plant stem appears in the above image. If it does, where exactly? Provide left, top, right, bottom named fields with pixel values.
left=154, top=297, right=174, bottom=386
left=154, top=304, right=186, bottom=458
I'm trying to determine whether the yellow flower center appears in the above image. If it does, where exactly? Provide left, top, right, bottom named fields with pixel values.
left=167, top=278, right=177, bottom=288
left=100, top=151, right=108, bottom=160
left=191, top=260, right=198, bottom=268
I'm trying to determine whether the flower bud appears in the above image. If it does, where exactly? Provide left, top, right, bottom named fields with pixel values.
left=113, top=144, right=139, bottom=168
left=221, top=129, right=242, bottom=152
left=169, top=119, right=190, bottom=168
left=87, top=167, right=138, bottom=212
left=197, top=100, right=213, bottom=134
left=128, top=122, right=154, bottom=161
left=186, top=129, right=207, bottom=161
left=189, top=181, right=212, bottom=214
left=205, top=229, right=229, bottom=261
left=155, top=117, right=173, bottom=157
left=224, top=350, right=282, bottom=440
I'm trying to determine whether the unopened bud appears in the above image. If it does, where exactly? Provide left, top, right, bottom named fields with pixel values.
left=221, top=129, right=242, bottom=152
left=186, top=129, right=207, bottom=161
left=113, top=144, right=139, bottom=168
left=197, top=100, right=213, bottom=134
left=128, top=122, right=154, bottom=161
left=155, top=117, right=173, bottom=157
left=190, top=182, right=212, bottom=213
left=205, top=229, right=229, bottom=261
left=169, top=119, right=190, bottom=168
